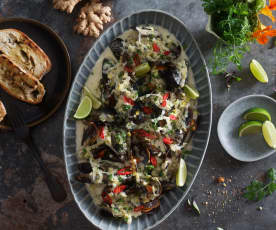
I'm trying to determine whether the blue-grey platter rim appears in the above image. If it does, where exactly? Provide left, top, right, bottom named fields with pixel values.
left=217, top=94, right=276, bottom=162
left=63, top=9, right=212, bottom=230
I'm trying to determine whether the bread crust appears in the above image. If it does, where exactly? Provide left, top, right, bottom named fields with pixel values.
left=0, top=54, right=45, bottom=104
left=0, top=28, right=52, bottom=80
left=0, top=100, right=6, bottom=122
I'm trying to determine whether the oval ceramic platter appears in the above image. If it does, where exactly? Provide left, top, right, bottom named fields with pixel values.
left=63, top=10, right=212, bottom=230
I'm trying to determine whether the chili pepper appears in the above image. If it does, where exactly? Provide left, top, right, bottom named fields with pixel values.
left=123, top=96, right=135, bottom=106
left=124, top=66, right=133, bottom=73
left=152, top=43, right=160, bottom=52
left=143, top=106, right=153, bottom=115
left=146, top=185, right=153, bottom=193
left=102, top=192, right=112, bottom=205
left=134, top=205, right=144, bottom=212
left=99, top=126, right=105, bottom=139
left=134, top=129, right=157, bottom=139
left=117, top=167, right=132, bottom=175
left=163, top=137, right=173, bottom=145
left=113, top=185, right=127, bottom=194
left=169, top=114, right=177, bottom=120
left=150, top=156, right=157, bottom=166
left=161, top=92, right=170, bottom=107
left=163, top=50, right=170, bottom=55
left=133, top=53, right=141, bottom=66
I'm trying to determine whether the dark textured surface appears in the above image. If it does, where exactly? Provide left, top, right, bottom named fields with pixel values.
left=0, top=1, right=275, bottom=230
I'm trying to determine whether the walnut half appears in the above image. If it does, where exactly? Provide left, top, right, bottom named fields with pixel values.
left=53, top=0, right=83, bottom=14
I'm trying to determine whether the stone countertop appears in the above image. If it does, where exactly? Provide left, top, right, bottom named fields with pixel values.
left=0, top=0, right=276, bottom=230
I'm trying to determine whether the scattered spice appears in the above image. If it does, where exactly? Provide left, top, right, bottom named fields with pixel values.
left=216, top=176, right=225, bottom=183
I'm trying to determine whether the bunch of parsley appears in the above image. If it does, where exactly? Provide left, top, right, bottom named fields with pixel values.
left=201, top=0, right=261, bottom=74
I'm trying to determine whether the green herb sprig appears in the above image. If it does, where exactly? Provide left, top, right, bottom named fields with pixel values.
left=243, top=168, right=276, bottom=201
left=201, top=0, right=261, bottom=74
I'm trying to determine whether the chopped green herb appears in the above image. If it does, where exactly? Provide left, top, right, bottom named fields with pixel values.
left=243, top=168, right=276, bottom=201
left=118, top=71, right=124, bottom=79
left=118, top=176, right=124, bottom=182
left=108, top=175, right=113, bottom=181
left=122, top=104, right=131, bottom=111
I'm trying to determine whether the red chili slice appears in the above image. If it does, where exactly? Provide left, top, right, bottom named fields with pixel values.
left=152, top=43, right=160, bottom=52
left=150, top=156, right=157, bottom=166
left=169, top=115, right=177, bottom=120
left=124, top=66, right=133, bottom=73
left=163, top=51, right=170, bottom=55
left=133, top=54, right=141, bottom=66
left=163, top=137, right=173, bottom=145
left=96, top=149, right=105, bottom=159
left=134, top=205, right=144, bottom=212
left=113, top=185, right=127, bottom=194
left=161, top=92, right=170, bottom=107
left=134, top=129, right=157, bottom=139
left=102, top=192, right=112, bottom=205
left=117, top=167, right=132, bottom=175
left=123, top=96, right=135, bottom=106
left=99, top=126, right=105, bottom=139
left=143, top=106, right=153, bottom=115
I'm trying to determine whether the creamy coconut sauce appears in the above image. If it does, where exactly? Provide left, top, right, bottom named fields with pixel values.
left=75, top=25, right=197, bottom=223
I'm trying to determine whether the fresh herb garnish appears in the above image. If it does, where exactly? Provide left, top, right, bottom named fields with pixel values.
left=243, top=168, right=276, bottom=201
left=122, top=104, right=131, bottom=111
left=201, top=0, right=269, bottom=74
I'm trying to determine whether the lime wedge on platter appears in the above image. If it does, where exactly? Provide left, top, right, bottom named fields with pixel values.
left=262, top=121, right=276, bottom=149
left=249, top=59, right=268, bottom=83
left=74, top=96, right=92, bottom=119
left=83, top=86, right=102, bottom=109
left=176, top=158, right=187, bottom=187
left=238, top=121, right=263, bottom=137
left=243, top=107, right=271, bottom=122
left=183, top=85, right=199, bottom=99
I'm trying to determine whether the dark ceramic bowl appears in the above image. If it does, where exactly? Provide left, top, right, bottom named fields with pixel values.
left=63, top=10, right=212, bottom=230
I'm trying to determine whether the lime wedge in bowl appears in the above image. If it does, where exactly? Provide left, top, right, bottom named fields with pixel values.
left=250, top=59, right=268, bottom=83
left=176, top=158, right=187, bottom=187
left=243, top=107, right=271, bottom=122
left=74, top=96, right=92, bottom=119
left=238, top=121, right=263, bottom=137
left=262, top=121, right=276, bottom=149
left=83, top=86, right=102, bottom=109
left=183, top=85, right=199, bottom=99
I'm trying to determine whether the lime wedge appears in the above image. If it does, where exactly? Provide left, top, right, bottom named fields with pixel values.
left=243, top=107, right=271, bottom=122
left=74, top=96, right=92, bottom=119
left=262, top=121, right=276, bottom=149
left=183, top=85, right=199, bottom=99
left=238, top=121, right=262, bottom=137
left=250, top=59, right=268, bottom=83
left=83, top=86, right=102, bottom=109
left=176, top=158, right=187, bottom=187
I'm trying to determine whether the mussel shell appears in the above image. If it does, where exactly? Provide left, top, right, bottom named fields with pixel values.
left=82, top=122, right=98, bottom=146
left=109, top=38, right=124, bottom=60
left=159, top=63, right=182, bottom=90
left=142, top=199, right=160, bottom=213
left=170, top=44, right=181, bottom=60
left=93, top=144, right=123, bottom=163
left=78, top=162, right=92, bottom=174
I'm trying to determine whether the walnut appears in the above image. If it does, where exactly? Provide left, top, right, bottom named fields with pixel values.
left=53, top=0, right=82, bottom=14
left=74, top=0, right=112, bottom=37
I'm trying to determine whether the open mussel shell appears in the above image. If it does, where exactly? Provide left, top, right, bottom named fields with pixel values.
left=82, top=121, right=98, bottom=146
left=142, top=199, right=161, bottom=213
left=109, top=38, right=124, bottom=60
left=159, top=63, right=183, bottom=90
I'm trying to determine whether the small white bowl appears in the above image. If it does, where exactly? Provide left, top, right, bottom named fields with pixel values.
left=217, top=95, right=276, bottom=162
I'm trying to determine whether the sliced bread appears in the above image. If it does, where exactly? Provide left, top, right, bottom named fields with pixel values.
left=0, top=100, right=6, bottom=122
left=0, top=29, right=52, bottom=80
left=0, top=54, right=45, bottom=104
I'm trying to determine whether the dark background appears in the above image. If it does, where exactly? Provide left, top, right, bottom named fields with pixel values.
left=0, top=0, right=276, bottom=229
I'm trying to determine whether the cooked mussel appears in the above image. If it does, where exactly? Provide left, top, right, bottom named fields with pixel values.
left=142, top=199, right=160, bottom=213
left=109, top=38, right=124, bottom=60
left=78, top=162, right=92, bottom=173
left=93, top=144, right=123, bottom=162
left=82, top=121, right=98, bottom=146
left=159, top=63, right=183, bottom=90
